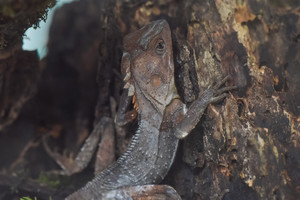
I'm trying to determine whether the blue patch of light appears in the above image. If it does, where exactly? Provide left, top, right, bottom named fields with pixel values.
left=22, top=0, right=76, bottom=60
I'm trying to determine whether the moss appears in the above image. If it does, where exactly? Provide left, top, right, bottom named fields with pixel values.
left=0, top=0, right=56, bottom=50
left=37, top=172, right=60, bottom=188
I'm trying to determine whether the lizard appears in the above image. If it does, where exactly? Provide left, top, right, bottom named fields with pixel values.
left=64, top=19, right=236, bottom=199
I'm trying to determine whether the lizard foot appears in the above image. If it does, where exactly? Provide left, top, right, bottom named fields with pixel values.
left=202, top=75, right=237, bottom=105
left=42, top=135, right=77, bottom=175
left=42, top=117, right=114, bottom=176
left=103, top=185, right=181, bottom=200
left=66, top=185, right=182, bottom=200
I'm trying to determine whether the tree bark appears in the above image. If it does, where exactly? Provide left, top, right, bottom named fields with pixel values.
left=0, top=0, right=299, bottom=200
left=93, top=0, right=300, bottom=199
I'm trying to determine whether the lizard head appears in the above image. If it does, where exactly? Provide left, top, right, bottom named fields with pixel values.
left=121, top=19, right=178, bottom=115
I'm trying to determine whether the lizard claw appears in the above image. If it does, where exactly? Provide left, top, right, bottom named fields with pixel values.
left=216, top=85, right=238, bottom=95
left=204, top=75, right=237, bottom=104
left=213, top=75, right=231, bottom=90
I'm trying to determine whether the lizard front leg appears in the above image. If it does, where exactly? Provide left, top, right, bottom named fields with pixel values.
left=175, top=75, right=236, bottom=139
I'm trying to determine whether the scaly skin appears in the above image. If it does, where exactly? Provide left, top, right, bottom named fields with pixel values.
left=66, top=20, right=236, bottom=200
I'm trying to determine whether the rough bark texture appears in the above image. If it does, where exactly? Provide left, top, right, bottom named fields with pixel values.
left=0, top=0, right=299, bottom=200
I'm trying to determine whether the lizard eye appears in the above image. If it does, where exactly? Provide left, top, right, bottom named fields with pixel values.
left=155, top=39, right=165, bottom=55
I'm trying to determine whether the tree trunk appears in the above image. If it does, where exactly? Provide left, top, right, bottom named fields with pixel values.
left=0, top=0, right=299, bottom=200
left=94, top=1, right=300, bottom=199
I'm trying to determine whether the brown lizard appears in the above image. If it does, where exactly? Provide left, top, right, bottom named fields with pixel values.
left=64, top=19, right=236, bottom=199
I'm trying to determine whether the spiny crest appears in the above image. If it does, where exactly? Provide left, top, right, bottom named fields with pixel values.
left=121, top=52, right=138, bottom=111
left=132, top=95, right=139, bottom=111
